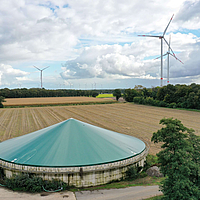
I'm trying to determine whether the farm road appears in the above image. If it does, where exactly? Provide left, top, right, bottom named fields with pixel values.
left=75, top=185, right=162, bottom=200
left=0, top=185, right=162, bottom=200
left=0, top=186, right=76, bottom=200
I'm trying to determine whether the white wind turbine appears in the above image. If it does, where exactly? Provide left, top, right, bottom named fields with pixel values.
left=34, top=66, right=49, bottom=88
left=154, top=35, right=183, bottom=85
left=138, top=14, right=176, bottom=86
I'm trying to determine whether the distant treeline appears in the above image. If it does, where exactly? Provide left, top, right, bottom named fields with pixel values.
left=123, top=83, right=200, bottom=110
left=0, top=88, right=121, bottom=99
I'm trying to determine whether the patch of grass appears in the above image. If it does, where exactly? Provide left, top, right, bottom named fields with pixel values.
left=144, top=195, right=163, bottom=200
left=96, top=94, right=114, bottom=98
left=70, top=176, right=164, bottom=192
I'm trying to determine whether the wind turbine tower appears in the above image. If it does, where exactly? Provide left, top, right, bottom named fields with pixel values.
left=34, top=66, right=49, bottom=88
left=138, top=15, right=176, bottom=87
left=154, top=35, right=183, bottom=84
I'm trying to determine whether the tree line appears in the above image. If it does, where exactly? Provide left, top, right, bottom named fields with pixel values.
left=0, top=88, right=101, bottom=98
left=123, top=83, right=200, bottom=110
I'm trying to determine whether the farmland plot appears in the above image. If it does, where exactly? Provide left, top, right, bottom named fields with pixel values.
left=0, top=103, right=200, bottom=155
left=3, top=96, right=114, bottom=106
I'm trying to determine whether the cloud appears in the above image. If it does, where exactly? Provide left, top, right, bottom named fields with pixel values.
left=0, top=0, right=200, bottom=88
left=61, top=31, right=200, bottom=83
left=0, top=0, right=187, bottom=64
left=175, top=0, right=200, bottom=30
left=60, top=43, right=159, bottom=80
left=170, top=42, right=200, bottom=78
left=0, top=64, right=29, bottom=86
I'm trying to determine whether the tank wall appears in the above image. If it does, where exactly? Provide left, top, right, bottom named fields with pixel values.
left=0, top=149, right=148, bottom=187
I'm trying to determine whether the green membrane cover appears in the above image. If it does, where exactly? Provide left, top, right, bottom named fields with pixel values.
left=0, top=118, right=145, bottom=167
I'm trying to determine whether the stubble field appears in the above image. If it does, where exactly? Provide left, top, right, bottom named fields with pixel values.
left=0, top=103, right=200, bottom=155
left=3, top=96, right=114, bottom=106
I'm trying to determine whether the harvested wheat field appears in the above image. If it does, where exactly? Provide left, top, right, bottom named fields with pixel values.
left=0, top=103, right=200, bottom=155
left=3, top=96, right=114, bottom=106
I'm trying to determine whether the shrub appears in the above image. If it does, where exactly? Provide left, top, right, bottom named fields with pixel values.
left=145, top=97, right=155, bottom=106
left=158, top=101, right=168, bottom=107
left=168, top=102, right=177, bottom=108
left=143, top=154, right=159, bottom=171
left=133, top=97, right=144, bottom=104
left=5, top=173, right=68, bottom=193
left=125, top=165, right=142, bottom=180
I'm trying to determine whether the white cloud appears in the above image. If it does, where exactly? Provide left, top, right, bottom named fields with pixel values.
left=0, top=0, right=200, bottom=88
left=175, top=0, right=200, bottom=30
left=0, top=64, right=29, bottom=86
left=60, top=43, right=159, bottom=80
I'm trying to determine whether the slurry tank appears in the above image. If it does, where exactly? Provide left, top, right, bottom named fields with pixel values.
left=0, top=118, right=148, bottom=187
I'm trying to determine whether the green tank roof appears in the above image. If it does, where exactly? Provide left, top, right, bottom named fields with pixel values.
left=0, top=118, right=145, bottom=167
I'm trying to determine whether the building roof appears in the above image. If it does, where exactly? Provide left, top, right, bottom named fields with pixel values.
left=0, top=118, right=146, bottom=167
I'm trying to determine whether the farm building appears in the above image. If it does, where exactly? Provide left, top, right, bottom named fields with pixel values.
left=0, top=118, right=148, bottom=187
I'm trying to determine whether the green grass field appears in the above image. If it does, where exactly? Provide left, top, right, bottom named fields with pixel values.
left=96, top=93, right=114, bottom=98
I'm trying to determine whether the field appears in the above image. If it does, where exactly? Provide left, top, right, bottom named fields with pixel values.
left=96, top=93, right=114, bottom=98
left=3, top=96, right=114, bottom=107
left=0, top=102, right=200, bottom=155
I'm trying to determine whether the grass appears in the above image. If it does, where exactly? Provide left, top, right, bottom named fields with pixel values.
left=70, top=176, right=164, bottom=192
left=96, top=93, right=114, bottom=98
left=144, top=195, right=163, bottom=200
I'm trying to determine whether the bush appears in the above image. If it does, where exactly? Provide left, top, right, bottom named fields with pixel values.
left=0, top=96, right=5, bottom=108
left=133, top=97, right=144, bottom=104
left=158, top=101, right=168, bottom=107
left=145, top=97, right=155, bottom=106
left=5, top=173, right=68, bottom=193
left=125, top=165, right=142, bottom=180
left=143, top=154, right=159, bottom=171
left=168, top=102, right=177, bottom=108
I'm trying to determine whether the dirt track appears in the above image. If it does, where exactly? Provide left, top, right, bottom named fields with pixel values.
left=0, top=103, right=200, bottom=154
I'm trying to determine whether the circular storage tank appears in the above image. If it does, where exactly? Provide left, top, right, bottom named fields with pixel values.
left=0, top=118, right=148, bottom=187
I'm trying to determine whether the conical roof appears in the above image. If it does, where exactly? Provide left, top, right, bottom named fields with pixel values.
left=0, top=118, right=145, bottom=167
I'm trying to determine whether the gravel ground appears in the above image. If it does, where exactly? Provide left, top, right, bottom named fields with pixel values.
left=0, top=187, right=76, bottom=200
left=75, top=185, right=162, bottom=200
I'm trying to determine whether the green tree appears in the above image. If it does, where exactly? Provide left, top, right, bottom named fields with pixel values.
left=91, top=91, right=99, bottom=97
left=151, top=118, right=200, bottom=200
left=0, top=96, right=5, bottom=108
left=123, top=89, right=138, bottom=102
left=113, top=89, right=121, bottom=101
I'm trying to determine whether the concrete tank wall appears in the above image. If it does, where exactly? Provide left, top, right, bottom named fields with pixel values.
left=0, top=148, right=148, bottom=187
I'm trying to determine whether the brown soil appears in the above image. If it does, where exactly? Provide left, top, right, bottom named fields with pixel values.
left=3, top=96, right=114, bottom=106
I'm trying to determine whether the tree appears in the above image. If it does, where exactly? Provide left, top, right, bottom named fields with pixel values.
left=91, top=91, right=99, bottom=97
left=0, top=96, right=5, bottom=108
left=123, top=89, right=138, bottom=102
left=151, top=118, right=200, bottom=200
left=113, top=89, right=121, bottom=101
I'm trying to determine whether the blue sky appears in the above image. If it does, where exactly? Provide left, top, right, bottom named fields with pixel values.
left=0, top=0, right=200, bottom=89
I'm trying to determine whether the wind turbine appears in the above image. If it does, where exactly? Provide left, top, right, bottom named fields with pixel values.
left=138, top=14, right=176, bottom=87
left=34, top=66, right=49, bottom=88
left=154, top=35, right=183, bottom=84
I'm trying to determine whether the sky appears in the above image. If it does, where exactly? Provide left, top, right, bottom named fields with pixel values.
left=0, top=0, right=200, bottom=89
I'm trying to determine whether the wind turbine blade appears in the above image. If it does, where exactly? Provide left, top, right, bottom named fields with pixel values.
left=169, top=53, right=184, bottom=64
left=163, top=37, right=176, bottom=56
left=33, top=66, right=41, bottom=71
left=168, top=35, right=171, bottom=52
left=138, top=35, right=161, bottom=38
left=154, top=53, right=168, bottom=60
left=163, top=14, right=174, bottom=36
left=42, top=66, right=50, bottom=71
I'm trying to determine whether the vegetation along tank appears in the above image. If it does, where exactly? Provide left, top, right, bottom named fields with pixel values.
left=0, top=118, right=148, bottom=187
